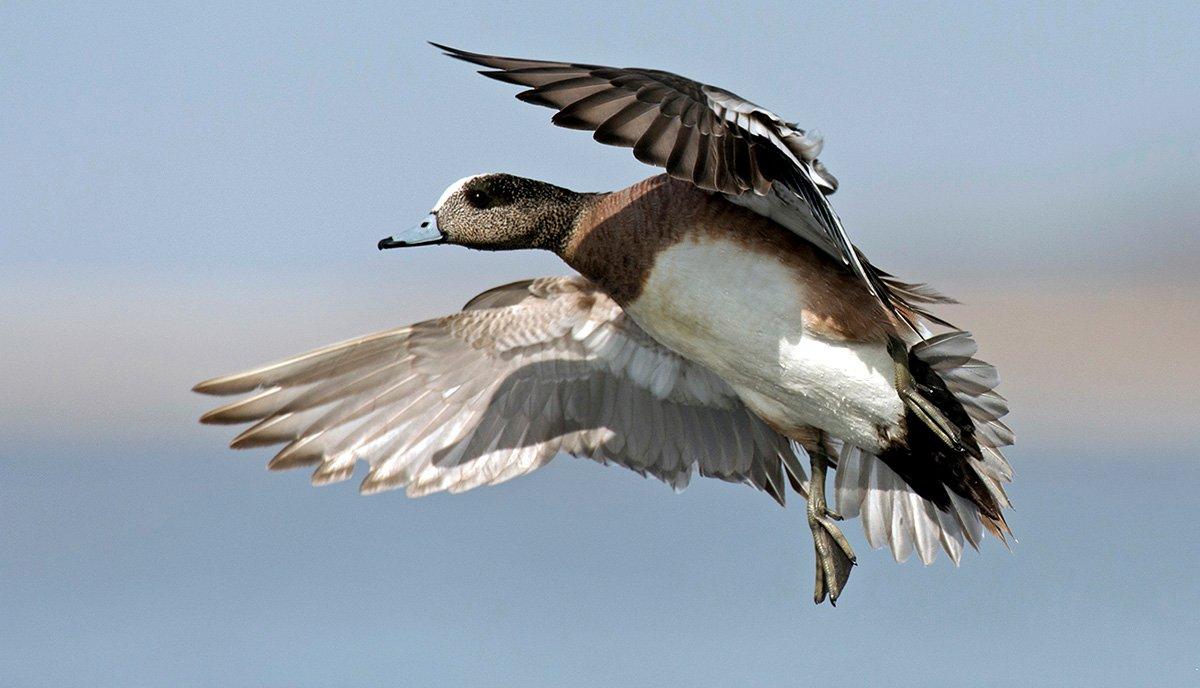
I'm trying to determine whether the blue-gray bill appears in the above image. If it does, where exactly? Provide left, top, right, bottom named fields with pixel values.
left=378, top=213, right=444, bottom=250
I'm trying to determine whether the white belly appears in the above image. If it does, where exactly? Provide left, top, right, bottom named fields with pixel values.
left=626, top=236, right=905, bottom=452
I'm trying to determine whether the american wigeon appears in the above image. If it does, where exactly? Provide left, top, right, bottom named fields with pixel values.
left=196, top=45, right=1013, bottom=604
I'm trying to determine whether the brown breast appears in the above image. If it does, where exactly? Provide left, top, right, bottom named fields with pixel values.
left=562, top=174, right=895, bottom=342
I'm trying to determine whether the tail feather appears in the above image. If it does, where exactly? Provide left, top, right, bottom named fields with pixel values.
left=914, top=331, right=1015, bottom=521
left=834, top=330, right=1014, bottom=564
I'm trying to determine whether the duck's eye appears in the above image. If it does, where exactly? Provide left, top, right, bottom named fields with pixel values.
left=464, top=189, right=490, bottom=208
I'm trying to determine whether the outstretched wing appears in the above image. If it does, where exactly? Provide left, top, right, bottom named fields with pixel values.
left=432, top=43, right=925, bottom=331
left=195, top=276, right=803, bottom=502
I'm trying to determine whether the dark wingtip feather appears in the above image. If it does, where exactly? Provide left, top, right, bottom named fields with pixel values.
left=515, top=89, right=561, bottom=109
left=428, top=41, right=472, bottom=62
left=551, top=110, right=598, bottom=130
left=481, top=69, right=526, bottom=85
left=428, top=42, right=577, bottom=72
left=428, top=41, right=466, bottom=57
left=428, top=42, right=501, bottom=68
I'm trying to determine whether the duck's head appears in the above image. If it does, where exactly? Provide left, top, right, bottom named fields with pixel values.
left=379, top=173, right=587, bottom=253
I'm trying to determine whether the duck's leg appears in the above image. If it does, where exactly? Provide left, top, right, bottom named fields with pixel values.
left=803, top=435, right=856, bottom=605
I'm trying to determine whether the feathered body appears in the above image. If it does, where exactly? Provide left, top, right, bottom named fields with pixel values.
left=566, top=176, right=904, bottom=454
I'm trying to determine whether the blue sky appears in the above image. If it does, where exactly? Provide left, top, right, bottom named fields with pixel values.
left=2, top=2, right=1198, bottom=686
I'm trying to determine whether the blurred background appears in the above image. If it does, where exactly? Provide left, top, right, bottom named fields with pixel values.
left=2, top=2, right=1197, bottom=686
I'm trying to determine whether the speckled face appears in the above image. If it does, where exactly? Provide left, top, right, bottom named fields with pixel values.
left=431, top=173, right=586, bottom=252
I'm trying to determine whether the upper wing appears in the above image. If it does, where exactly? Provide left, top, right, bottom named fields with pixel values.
left=433, top=43, right=925, bottom=331
left=194, top=276, right=803, bottom=502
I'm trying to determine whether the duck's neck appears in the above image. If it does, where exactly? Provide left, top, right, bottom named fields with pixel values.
left=534, top=190, right=607, bottom=255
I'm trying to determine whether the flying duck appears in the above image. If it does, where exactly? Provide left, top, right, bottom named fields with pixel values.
left=195, top=44, right=1014, bottom=604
